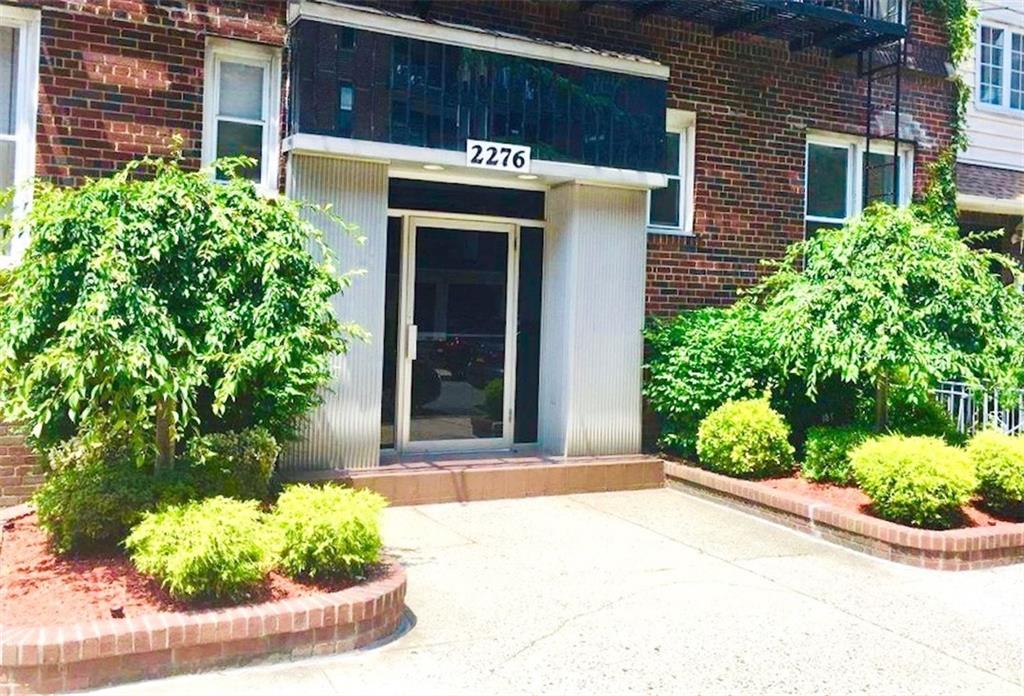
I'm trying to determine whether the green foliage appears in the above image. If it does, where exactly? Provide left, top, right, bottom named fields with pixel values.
left=33, top=435, right=157, bottom=553
left=885, top=389, right=965, bottom=445
left=924, top=0, right=978, bottom=67
left=966, top=430, right=1024, bottom=518
left=125, top=497, right=275, bottom=601
left=801, top=425, right=873, bottom=485
left=0, top=155, right=361, bottom=453
left=851, top=435, right=977, bottom=529
left=644, top=304, right=784, bottom=456
left=757, top=205, right=1024, bottom=423
left=921, top=0, right=978, bottom=225
left=482, top=378, right=504, bottom=421
left=922, top=149, right=961, bottom=229
left=271, top=484, right=387, bottom=580
left=696, top=399, right=794, bottom=479
left=181, top=428, right=279, bottom=501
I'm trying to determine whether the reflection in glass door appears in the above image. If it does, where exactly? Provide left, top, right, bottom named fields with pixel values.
left=399, top=218, right=516, bottom=450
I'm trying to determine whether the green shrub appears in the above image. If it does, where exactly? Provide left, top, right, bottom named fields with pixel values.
left=851, top=435, right=977, bottom=529
left=181, top=428, right=279, bottom=500
left=125, top=497, right=275, bottom=601
left=482, top=378, right=504, bottom=421
left=33, top=436, right=157, bottom=553
left=272, top=484, right=387, bottom=580
left=645, top=304, right=785, bottom=457
left=0, top=154, right=359, bottom=453
left=884, top=388, right=965, bottom=445
left=966, top=430, right=1024, bottom=518
left=757, top=204, right=1024, bottom=434
left=696, top=399, right=794, bottom=479
left=802, top=425, right=873, bottom=485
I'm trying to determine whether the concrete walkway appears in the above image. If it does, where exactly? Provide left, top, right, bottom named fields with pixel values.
left=94, top=489, right=1024, bottom=696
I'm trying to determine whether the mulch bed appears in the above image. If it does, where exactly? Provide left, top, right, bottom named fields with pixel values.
left=759, top=474, right=1020, bottom=529
left=0, top=513, right=378, bottom=628
left=660, top=453, right=1021, bottom=531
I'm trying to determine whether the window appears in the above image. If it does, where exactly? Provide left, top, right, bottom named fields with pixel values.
left=647, top=110, right=695, bottom=235
left=202, top=39, right=281, bottom=192
left=339, top=83, right=355, bottom=137
left=0, top=7, right=39, bottom=265
left=980, top=26, right=1005, bottom=106
left=867, top=0, right=906, bottom=24
left=805, top=142, right=851, bottom=236
left=1013, top=33, right=1023, bottom=111
left=804, top=134, right=913, bottom=238
left=978, top=24, right=1024, bottom=113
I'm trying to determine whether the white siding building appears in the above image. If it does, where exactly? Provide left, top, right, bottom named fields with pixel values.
left=957, top=1, right=1024, bottom=227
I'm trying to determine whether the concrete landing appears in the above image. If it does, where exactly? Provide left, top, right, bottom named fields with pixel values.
left=277, top=452, right=664, bottom=506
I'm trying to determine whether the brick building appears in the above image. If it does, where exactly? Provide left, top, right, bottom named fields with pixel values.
left=0, top=0, right=956, bottom=497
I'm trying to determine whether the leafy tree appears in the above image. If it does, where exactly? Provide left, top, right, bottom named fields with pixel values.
left=644, top=303, right=784, bottom=456
left=756, top=205, right=1024, bottom=430
left=0, top=153, right=362, bottom=466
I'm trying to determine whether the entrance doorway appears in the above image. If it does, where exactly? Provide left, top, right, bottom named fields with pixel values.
left=395, top=217, right=518, bottom=452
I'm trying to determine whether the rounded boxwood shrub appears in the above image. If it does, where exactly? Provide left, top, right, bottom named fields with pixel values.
left=851, top=435, right=977, bottom=529
left=125, top=497, right=275, bottom=601
left=801, top=425, right=873, bottom=485
left=696, top=399, right=794, bottom=479
left=33, top=436, right=157, bottom=554
left=181, top=428, right=280, bottom=501
left=966, top=430, right=1024, bottom=519
left=272, top=484, right=387, bottom=580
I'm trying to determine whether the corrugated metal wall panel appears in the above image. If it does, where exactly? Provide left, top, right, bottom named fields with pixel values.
left=539, top=183, right=647, bottom=456
left=538, top=184, right=574, bottom=452
left=280, top=154, right=389, bottom=471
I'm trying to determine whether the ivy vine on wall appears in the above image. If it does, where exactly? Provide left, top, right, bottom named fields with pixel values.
left=920, top=0, right=979, bottom=226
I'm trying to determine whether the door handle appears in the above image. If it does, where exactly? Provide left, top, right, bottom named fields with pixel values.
left=407, top=324, right=418, bottom=361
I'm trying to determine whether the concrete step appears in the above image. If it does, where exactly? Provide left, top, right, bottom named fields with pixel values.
left=279, top=454, right=664, bottom=506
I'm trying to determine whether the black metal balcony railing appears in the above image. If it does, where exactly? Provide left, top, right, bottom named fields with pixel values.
left=588, top=1, right=907, bottom=55
left=580, top=1, right=910, bottom=209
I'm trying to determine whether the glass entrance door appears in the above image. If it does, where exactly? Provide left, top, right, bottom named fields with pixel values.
left=397, top=217, right=517, bottom=451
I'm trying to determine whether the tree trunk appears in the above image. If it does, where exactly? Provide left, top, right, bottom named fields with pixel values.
left=155, top=397, right=176, bottom=471
left=874, top=373, right=890, bottom=433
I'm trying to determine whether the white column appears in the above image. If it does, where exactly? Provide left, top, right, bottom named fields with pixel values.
left=281, top=154, right=389, bottom=471
left=539, top=183, right=648, bottom=457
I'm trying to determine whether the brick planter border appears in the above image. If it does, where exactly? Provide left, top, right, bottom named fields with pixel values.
left=665, top=460, right=1024, bottom=571
left=0, top=563, right=407, bottom=694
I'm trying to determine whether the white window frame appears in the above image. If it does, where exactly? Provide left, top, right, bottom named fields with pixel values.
left=976, top=23, right=1024, bottom=116
left=804, top=132, right=914, bottom=237
left=202, top=38, right=282, bottom=193
left=0, top=6, right=40, bottom=266
left=866, top=0, right=907, bottom=25
left=647, top=109, right=696, bottom=236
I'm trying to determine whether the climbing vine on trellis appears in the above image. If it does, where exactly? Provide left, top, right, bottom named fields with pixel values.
left=920, top=0, right=979, bottom=227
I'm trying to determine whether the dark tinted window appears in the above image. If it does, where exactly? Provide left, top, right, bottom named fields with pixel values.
left=291, top=20, right=667, bottom=172
left=514, top=227, right=543, bottom=443
left=389, top=178, right=545, bottom=220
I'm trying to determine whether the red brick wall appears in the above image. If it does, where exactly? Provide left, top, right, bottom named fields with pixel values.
left=359, top=0, right=955, bottom=315
left=0, top=1, right=288, bottom=505
left=0, top=424, right=42, bottom=506
left=0, top=1, right=955, bottom=503
left=12, top=0, right=287, bottom=186
left=11, top=0, right=956, bottom=310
